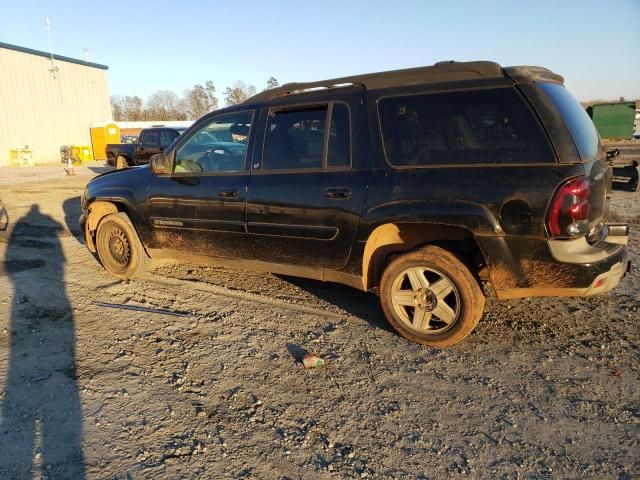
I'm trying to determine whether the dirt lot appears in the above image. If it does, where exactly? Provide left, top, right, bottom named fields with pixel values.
left=0, top=163, right=638, bottom=479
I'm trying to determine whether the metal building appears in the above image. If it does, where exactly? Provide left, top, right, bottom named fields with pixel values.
left=0, top=42, right=111, bottom=167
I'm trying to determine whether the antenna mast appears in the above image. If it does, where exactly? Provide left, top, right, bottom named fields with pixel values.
left=45, top=16, right=59, bottom=78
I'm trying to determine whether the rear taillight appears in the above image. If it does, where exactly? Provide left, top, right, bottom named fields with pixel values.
left=546, top=177, right=591, bottom=238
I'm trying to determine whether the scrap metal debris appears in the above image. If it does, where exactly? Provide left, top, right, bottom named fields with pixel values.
left=93, top=301, right=192, bottom=317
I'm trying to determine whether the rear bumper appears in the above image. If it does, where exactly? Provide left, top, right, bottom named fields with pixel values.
left=477, top=227, right=630, bottom=300
left=496, top=254, right=629, bottom=299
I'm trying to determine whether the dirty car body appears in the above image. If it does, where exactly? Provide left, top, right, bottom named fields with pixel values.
left=80, top=61, right=630, bottom=346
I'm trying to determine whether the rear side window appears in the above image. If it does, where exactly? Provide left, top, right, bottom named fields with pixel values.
left=263, top=103, right=351, bottom=171
left=141, top=130, right=160, bottom=145
left=160, top=129, right=179, bottom=145
left=378, top=88, right=555, bottom=166
left=264, top=107, right=326, bottom=170
left=539, top=83, right=599, bottom=160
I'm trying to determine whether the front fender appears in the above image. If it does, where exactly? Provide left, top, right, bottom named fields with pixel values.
left=84, top=167, right=152, bottom=244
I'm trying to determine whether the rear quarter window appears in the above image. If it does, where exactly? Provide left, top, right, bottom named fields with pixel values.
left=141, top=130, right=160, bottom=145
left=378, top=87, right=555, bottom=166
left=538, top=82, right=600, bottom=161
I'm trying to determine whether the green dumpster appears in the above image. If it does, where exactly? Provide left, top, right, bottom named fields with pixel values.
left=586, top=102, right=636, bottom=139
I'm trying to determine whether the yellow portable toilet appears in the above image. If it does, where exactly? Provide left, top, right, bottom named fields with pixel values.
left=90, top=123, right=120, bottom=161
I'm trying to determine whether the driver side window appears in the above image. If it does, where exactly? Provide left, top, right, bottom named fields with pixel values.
left=174, top=111, right=253, bottom=174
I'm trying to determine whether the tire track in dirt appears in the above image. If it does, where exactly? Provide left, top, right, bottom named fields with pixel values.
left=96, top=273, right=351, bottom=321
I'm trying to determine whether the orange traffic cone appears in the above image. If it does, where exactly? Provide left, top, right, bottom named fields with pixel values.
left=65, top=156, right=74, bottom=176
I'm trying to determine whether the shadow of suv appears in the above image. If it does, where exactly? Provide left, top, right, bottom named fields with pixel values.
left=79, top=61, right=630, bottom=347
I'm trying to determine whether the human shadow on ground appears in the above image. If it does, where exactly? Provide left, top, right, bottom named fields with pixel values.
left=62, top=196, right=83, bottom=243
left=86, top=166, right=113, bottom=175
left=0, top=204, right=85, bottom=479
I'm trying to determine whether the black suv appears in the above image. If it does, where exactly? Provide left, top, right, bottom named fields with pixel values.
left=80, top=61, right=630, bottom=347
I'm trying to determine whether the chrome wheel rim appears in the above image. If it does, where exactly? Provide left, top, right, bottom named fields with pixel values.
left=390, top=266, right=460, bottom=334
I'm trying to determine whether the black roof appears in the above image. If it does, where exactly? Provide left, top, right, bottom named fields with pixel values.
left=247, top=61, right=564, bottom=103
left=0, top=41, right=108, bottom=70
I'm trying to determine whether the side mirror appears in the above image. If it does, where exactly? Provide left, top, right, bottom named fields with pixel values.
left=150, top=153, right=171, bottom=175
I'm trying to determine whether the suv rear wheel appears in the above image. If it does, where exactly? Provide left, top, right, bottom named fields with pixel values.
left=380, top=245, right=484, bottom=347
left=95, top=212, right=150, bottom=279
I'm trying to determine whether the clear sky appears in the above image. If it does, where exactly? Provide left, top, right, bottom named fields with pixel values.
left=1, top=0, right=638, bottom=102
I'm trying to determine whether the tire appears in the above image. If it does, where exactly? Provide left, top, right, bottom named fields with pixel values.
left=115, top=155, right=128, bottom=170
left=379, top=245, right=485, bottom=347
left=95, top=212, right=150, bottom=279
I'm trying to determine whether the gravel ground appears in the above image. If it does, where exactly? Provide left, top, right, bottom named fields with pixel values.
left=0, top=166, right=638, bottom=479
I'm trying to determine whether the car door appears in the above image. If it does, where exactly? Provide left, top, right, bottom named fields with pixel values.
left=146, top=110, right=255, bottom=259
left=246, top=87, right=370, bottom=270
left=136, top=129, right=162, bottom=163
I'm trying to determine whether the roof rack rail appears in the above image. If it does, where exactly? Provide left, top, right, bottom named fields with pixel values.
left=244, top=61, right=505, bottom=104
left=246, top=81, right=362, bottom=103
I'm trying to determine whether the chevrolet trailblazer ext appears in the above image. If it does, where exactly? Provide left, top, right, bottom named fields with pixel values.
left=80, top=61, right=630, bottom=347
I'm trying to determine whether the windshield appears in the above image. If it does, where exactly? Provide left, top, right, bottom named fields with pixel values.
left=539, top=82, right=600, bottom=161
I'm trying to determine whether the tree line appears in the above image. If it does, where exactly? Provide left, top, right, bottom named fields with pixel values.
left=111, top=77, right=280, bottom=122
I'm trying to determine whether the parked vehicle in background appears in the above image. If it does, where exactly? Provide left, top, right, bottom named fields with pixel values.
left=586, top=102, right=639, bottom=191
left=605, top=145, right=639, bottom=191
left=81, top=61, right=630, bottom=347
left=106, top=127, right=187, bottom=169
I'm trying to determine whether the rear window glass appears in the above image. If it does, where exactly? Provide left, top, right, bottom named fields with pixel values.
left=378, top=88, right=555, bottom=166
left=539, top=82, right=599, bottom=160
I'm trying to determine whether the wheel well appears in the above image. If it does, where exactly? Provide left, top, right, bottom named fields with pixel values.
left=85, top=200, right=131, bottom=251
left=116, top=154, right=131, bottom=165
left=362, top=223, right=484, bottom=290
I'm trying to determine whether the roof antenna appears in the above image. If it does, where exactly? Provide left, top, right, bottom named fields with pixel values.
left=44, top=16, right=59, bottom=78
left=82, top=48, right=89, bottom=62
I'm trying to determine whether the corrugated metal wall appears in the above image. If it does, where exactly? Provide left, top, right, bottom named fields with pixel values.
left=0, top=46, right=111, bottom=166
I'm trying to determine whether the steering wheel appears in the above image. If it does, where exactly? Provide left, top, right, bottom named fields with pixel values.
left=175, top=158, right=203, bottom=173
left=201, top=146, right=236, bottom=171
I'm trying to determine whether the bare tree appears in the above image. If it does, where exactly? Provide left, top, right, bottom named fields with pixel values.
left=145, top=90, right=187, bottom=121
left=224, top=81, right=257, bottom=106
left=112, top=95, right=144, bottom=121
left=266, top=76, right=279, bottom=90
left=110, top=96, right=125, bottom=121
left=184, top=81, right=219, bottom=120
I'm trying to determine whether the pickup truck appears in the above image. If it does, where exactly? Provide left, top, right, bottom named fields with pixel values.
left=106, top=127, right=187, bottom=169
